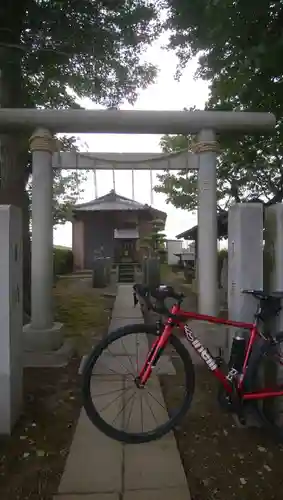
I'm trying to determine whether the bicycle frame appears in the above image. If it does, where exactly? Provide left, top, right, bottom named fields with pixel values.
left=138, top=303, right=283, bottom=401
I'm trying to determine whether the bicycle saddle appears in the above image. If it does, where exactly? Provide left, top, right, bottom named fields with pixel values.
left=133, top=283, right=183, bottom=302
left=242, top=289, right=283, bottom=300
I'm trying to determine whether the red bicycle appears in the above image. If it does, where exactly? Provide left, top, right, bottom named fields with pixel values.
left=82, top=283, right=283, bottom=444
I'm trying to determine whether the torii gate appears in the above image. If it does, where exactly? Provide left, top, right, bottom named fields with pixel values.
left=0, top=109, right=275, bottom=351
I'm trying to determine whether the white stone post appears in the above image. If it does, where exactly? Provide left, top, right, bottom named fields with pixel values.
left=265, top=204, right=283, bottom=329
left=196, top=129, right=218, bottom=315
left=23, top=128, right=63, bottom=351
left=0, top=205, right=23, bottom=434
left=264, top=204, right=283, bottom=413
left=228, top=203, right=263, bottom=356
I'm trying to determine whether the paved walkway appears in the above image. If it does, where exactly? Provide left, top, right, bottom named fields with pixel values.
left=55, top=284, right=190, bottom=500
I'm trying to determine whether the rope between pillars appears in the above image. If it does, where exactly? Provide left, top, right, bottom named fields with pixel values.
left=29, top=129, right=54, bottom=152
left=132, top=169, right=135, bottom=200
left=112, top=168, right=116, bottom=191
left=193, top=141, right=219, bottom=154
left=149, top=166, right=153, bottom=205
left=185, top=153, right=189, bottom=179
left=77, top=149, right=188, bottom=165
left=93, top=170, right=98, bottom=198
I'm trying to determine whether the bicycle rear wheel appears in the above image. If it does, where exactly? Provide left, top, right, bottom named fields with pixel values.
left=82, top=323, right=194, bottom=444
left=249, top=332, right=283, bottom=441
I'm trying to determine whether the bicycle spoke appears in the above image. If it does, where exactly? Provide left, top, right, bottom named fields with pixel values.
left=112, top=389, right=136, bottom=426
left=146, top=389, right=166, bottom=410
left=144, top=391, right=159, bottom=427
left=106, top=347, right=135, bottom=378
left=99, top=385, right=132, bottom=414
left=136, top=335, right=139, bottom=374
left=121, top=337, right=137, bottom=374
left=124, top=390, right=136, bottom=431
left=94, top=359, right=128, bottom=377
left=92, top=386, right=125, bottom=398
left=140, top=392, right=144, bottom=432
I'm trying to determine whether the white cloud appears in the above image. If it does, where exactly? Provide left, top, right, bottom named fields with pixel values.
left=53, top=37, right=209, bottom=247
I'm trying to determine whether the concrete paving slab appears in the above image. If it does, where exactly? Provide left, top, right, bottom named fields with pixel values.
left=124, top=488, right=190, bottom=500
left=124, top=439, right=188, bottom=490
left=112, top=285, right=137, bottom=305
left=54, top=495, right=119, bottom=500
left=111, top=287, right=143, bottom=319
left=58, top=410, right=122, bottom=494
left=111, top=307, right=142, bottom=320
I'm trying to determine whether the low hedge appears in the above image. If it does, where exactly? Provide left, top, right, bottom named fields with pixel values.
left=54, top=246, right=73, bottom=277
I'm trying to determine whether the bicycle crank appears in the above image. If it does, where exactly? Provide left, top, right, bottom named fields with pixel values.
left=217, top=383, right=246, bottom=424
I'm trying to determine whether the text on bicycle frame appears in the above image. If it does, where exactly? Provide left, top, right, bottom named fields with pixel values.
left=184, top=324, right=218, bottom=371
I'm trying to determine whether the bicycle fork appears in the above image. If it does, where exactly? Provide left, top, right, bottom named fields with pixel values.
left=137, top=320, right=174, bottom=387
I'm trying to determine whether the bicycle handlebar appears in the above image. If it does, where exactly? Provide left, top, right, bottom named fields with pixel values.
left=133, top=283, right=184, bottom=316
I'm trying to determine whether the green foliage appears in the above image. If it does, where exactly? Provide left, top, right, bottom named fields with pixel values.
left=218, top=248, right=228, bottom=272
left=1, top=0, right=161, bottom=109
left=52, top=136, right=87, bottom=225
left=155, top=133, right=198, bottom=211
left=0, top=0, right=162, bottom=209
left=53, top=168, right=86, bottom=225
left=158, top=1, right=283, bottom=212
left=140, top=218, right=166, bottom=256
left=53, top=169, right=85, bottom=225
left=53, top=246, right=74, bottom=277
left=1, top=0, right=162, bottom=219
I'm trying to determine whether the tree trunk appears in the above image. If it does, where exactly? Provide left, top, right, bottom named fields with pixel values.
left=0, top=4, right=32, bottom=316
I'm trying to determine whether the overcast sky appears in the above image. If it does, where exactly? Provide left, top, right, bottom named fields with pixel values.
left=53, top=34, right=209, bottom=247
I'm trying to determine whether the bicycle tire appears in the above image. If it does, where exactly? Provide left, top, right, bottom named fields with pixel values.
left=247, top=332, right=283, bottom=441
left=82, top=323, right=195, bottom=444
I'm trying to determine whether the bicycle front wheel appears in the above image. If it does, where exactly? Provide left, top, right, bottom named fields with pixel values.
left=82, top=323, right=194, bottom=444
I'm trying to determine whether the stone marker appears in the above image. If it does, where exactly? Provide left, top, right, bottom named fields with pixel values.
left=228, top=203, right=263, bottom=357
left=264, top=205, right=283, bottom=410
left=0, top=205, right=23, bottom=434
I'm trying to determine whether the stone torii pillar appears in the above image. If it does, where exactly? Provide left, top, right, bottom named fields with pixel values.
left=195, top=129, right=219, bottom=315
left=23, top=128, right=63, bottom=351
